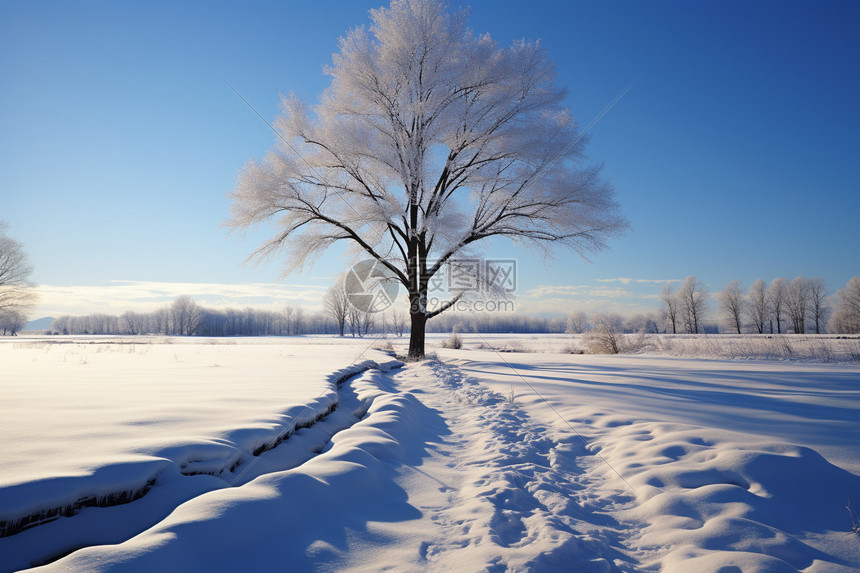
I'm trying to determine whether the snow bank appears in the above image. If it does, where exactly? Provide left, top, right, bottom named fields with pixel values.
left=28, top=359, right=419, bottom=572
left=0, top=338, right=393, bottom=571
left=442, top=349, right=860, bottom=570
left=605, top=423, right=860, bottom=571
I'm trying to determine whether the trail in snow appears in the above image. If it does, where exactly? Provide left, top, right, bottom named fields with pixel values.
left=395, top=359, right=637, bottom=572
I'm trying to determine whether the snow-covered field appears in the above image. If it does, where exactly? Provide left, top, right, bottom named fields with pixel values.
left=2, top=334, right=859, bottom=571
left=0, top=337, right=393, bottom=570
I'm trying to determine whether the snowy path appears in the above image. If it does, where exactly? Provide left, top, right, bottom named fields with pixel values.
left=381, top=359, right=635, bottom=571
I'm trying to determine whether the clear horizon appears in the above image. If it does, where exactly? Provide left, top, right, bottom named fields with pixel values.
left=3, top=1, right=858, bottom=321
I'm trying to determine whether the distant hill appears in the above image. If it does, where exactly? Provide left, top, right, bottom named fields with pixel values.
left=24, top=317, right=55, bottom=331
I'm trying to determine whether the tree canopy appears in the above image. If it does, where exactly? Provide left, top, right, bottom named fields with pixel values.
left=229, top=0, right=627, bottom=357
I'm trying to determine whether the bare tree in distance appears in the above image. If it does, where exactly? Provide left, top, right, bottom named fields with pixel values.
left=228, top=0, right=627, bottom=358
left=389, top=310, right=406, bottom=337
left=170, top=296, right=201, bottom=336
left=808, top=277, right=828, bottom=334
left=360, top=309, right=375, bottom=337
left=829, top=276, right=860, bottom=334
left=718, top=279, right=745, bottom=334
left=786, top=276, right=812, bottom=334
left=121, top=311, right=147, bottom=336
left=679, top=276, right=708, bottom=334
left=323, top=276, right=350, bottom=336
left=0, top=222, right=37, bottom=325
left=0, top=309, right=27, bottom=335
left=347, top=305, right=362, bottom=337
left=745, top=279, right=769, bottom=334
left=767, top=278, right=789, bottom=334
left=284, top=306, right=304, bottom=336
left=660, top=282, right=681, bottom=334
left=566, top=310, right=589, bottom=334
left=582, top=312, right=624, bottom=354
left=625, top=312, right=659, bottom=334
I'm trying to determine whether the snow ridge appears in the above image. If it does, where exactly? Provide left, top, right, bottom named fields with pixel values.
left=0, top=359, right=402, bottom=571
left=0, top=477, right=157, bottom=538
left=234, top=359, right=402, bottom=480
left=27, top=358, right=422, bottom=571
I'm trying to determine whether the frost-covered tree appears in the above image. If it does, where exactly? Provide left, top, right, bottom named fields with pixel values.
left=767, top=278, right=789, bottom=334
left=624, top=312, right=658, bottom=334
left=566, top=310, right=588, bottom=334
left=121, top=310, right=147, bottom=335
left=745, top=279, right=769, bottom=334
left=829, top=276, right=860, bottom=334
left=284, top=306, right=304, bottom=336
left=228, top=0, right=626, bottom=358
left=153, top=308, right=170, bottom=335
left=170, top=296, right=201, bottom=336
left=0, top=308, right=26, bottom=335
left=323, top=276, right=350, bottom=336
left=0, top=222, right=37, bottom=321
left=807, top=277, right=828, bottom=334
left=347, top=305, right=363, bottom=337
left=678, top=276, right=708, bottom=334
left=786, top=276, right=811, bottom=334
left=660, top=282, right=681, bottom=334
left=582, top=312, right=624, bottom=354
left=718, top=279, right=745, bottom=334
left=360, top=308, right=375, bottom=337
left=389, top=310, right=406, bottom=337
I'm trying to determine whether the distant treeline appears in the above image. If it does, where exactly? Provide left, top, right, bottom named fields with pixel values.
left=48, top=296, right=573, bottom=337
left=50, top=296, right=337, bottom=337
left=45, top=274, right=860, bottom=338
left=426, top=312, right=566, bottom=334
left=663, top=275, right=860, bottom=335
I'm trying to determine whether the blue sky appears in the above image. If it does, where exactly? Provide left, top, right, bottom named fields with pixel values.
left=1, top=0, right=858, bottom=319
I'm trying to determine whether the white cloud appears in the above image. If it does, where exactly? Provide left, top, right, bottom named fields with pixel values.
left=521, top=285, right=590, bottom=297
left=514, top=296, right=657, bottom=316
left=521, top=284, right=634, bottom=299
left=514, top=281, right=664, bottom=316
left=33, top=280, right=328, bottom=317
left=595, top=277, right=681, bottom=285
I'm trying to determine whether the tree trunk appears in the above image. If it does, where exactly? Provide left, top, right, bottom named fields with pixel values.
left=408, top=310, right=426, bottom=359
